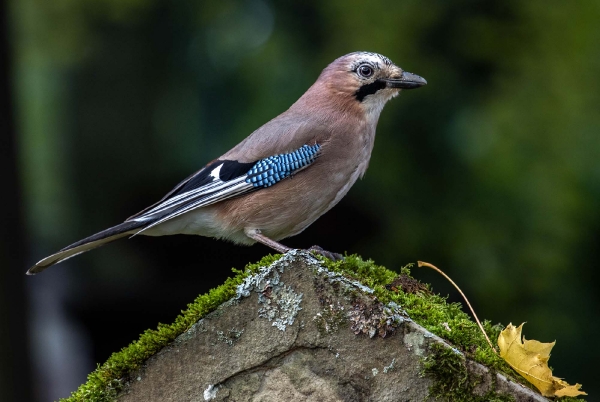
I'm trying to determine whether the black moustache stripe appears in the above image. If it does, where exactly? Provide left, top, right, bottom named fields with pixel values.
left=354, top=79, right=387, bottom=102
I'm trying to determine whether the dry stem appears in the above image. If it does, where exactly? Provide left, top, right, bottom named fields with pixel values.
left=417, top=261, right=497, bottom=354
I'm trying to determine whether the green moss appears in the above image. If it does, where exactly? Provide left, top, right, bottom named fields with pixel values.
left=420, top=343, right=514, bottom=402
left=61, top=254, right=281, bottom=402
left=318, top=255, right=586, bottom=402
left=319, top=257, right=508, bottom=368
left=63, top=253, right=586, bottom=402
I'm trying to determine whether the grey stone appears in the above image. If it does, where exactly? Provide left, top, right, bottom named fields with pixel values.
left=117, top=251, right=547, bottom=402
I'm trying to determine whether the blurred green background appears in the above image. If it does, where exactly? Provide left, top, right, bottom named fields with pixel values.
left=2, top=0, right=599, bottom=400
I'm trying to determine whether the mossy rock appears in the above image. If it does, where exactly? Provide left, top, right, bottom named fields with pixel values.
left=62, top=251, right=584, bottom=402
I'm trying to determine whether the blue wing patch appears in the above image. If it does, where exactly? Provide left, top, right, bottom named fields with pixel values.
left=246, top=144, right=321, bottom=188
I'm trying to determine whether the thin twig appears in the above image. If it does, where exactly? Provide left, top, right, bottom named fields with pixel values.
left=417, top=261, right=497, bottom=354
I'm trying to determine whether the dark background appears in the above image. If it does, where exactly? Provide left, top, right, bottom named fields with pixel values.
left=2, top=0, right=599, bottom=400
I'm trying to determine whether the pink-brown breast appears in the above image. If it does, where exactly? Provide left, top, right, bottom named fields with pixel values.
left=212, top=116, right=376, bottom=243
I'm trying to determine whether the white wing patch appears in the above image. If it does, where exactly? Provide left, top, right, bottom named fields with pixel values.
left=210, top=163, right=223, bottom=179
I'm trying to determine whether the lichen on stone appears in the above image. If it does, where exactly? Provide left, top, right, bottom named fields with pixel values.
left=258, top=283, right=303, bottom=331
left=203, top=384, right=218, bottom=401
left=313, top=300, right=346, bottom=335
left=404, top=330, right=427, bottom=356
left=348, top=300, right=407, bottom=338
left=383, top=358, right=396, bottom=373
left=216, top=328, right=244, bottom=346
left=237, top=250, right=304, bottom=331
left=312, top=261, right=375, bottom=295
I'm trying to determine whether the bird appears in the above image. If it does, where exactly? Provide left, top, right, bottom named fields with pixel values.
left=27, top=51, right=426, bottom=275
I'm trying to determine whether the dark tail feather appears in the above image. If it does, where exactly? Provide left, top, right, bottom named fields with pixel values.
left=27, top=220, right=147, bottom=275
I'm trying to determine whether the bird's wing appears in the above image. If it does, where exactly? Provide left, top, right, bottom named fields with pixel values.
left=127, top=144, right=322, bottom=235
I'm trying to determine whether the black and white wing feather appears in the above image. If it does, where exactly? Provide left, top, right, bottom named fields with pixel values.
left=129, top=143, right=322, bottom=235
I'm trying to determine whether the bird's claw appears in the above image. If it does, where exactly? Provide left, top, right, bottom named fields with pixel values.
left=307, top=245, right=344, bottom=261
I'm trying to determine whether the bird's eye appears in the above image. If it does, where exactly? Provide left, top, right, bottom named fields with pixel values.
left=357, top=64, right=374, bottom=78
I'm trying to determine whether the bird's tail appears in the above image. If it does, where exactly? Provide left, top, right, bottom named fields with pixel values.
left=27, top=220, right=147, bottom=275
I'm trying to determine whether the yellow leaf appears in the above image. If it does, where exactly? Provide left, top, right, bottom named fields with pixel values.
left=554, top=381, right=586, bottom=397
left=498, top=323, right=586, bottom=397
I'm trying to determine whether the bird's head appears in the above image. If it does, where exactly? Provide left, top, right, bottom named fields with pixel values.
left=313, top=51, right=426, bottom=116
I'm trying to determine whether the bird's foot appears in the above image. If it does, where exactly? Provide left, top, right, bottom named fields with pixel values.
left=307, top=245, right=344, bottom=261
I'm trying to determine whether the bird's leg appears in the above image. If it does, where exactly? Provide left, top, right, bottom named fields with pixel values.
left=245, top=229, right=343, bottom=261
left=307, top=245, right=344, bottom=261
left=245, top=229, right=291, bottom=254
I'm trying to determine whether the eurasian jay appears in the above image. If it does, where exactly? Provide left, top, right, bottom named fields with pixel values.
left=27, top=51, right=426, bottom=275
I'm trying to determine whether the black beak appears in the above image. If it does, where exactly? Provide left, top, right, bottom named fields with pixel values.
left=385, top=71, right=427, bottom=89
